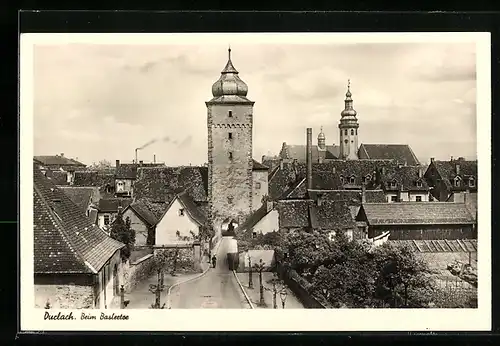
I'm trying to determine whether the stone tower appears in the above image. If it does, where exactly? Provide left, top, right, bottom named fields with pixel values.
left=339, top=80, right=359, bottom=160
left=206, top=48, right=254, bottom=233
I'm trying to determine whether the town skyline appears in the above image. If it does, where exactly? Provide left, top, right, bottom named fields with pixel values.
left=33, top=40, right=477, bottom=166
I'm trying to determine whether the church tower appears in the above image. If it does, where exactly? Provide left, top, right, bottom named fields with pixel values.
left=206, top=48, right=254, bottom=233
left=339, top=80, right=359, bottom=160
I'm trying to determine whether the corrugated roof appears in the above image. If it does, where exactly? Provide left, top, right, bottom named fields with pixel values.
left=34, top=161, right=124, bottom=274
left=359, top=202, right=475, bottom=225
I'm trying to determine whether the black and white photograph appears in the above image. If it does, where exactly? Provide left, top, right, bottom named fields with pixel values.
left=20, top=32, right=491, bottom=331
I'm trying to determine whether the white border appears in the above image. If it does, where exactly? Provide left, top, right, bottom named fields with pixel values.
left=20, top=32, right=491, bottom=332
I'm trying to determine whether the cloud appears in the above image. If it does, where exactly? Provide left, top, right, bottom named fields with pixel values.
left=178, top=135, right=193, bottom=148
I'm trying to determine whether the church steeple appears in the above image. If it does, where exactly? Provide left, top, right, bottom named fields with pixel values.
left=338, top=79, right=359, bottom=160
left=317, top=126, right=326, bottom=150
left=211, top=46, right=249, bottom=98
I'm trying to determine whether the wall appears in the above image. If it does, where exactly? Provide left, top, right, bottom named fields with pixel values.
left=123, top=208, right=149, bottom=246
left=155, top=198, right=200, bottom=245
left=95, top=250, right=122, bottom=309
left=207, top=103, right=254, bottom=231
left=252, top=170, right=269, bottom=211
left=252, top=209, right=279, bottom=235
left=98, top=212, right=117, bottom=229
left=409, top=192, right=429, bottom=202
left=121, top=253, right=155, bottom=293
left=368, top=224, right=476, bottom=240
left=115, top=179, right=133, bottom=197
left=153, top=246, right=201, bottom=273
left=385, top=193, right=398, bottom=203
left=35, top=284, right=94, bottom=309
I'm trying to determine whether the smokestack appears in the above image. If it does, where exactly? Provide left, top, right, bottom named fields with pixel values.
left=60, top=153, right=64, bottom=157
left=306, top=128, right=313, bottom=190
left=135, top=149, right=139, bottom=164
left=430, top=157, right=435, bottom=163
left=153, top=154, right=156, bottom=163
left=116, top=159, right=120, bottom=168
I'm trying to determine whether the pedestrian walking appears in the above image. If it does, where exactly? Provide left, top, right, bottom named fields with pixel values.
left=212, top=255, right=217, bottom=268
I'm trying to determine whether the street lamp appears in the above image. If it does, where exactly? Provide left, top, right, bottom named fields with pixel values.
left=280, top=287, right=288, bottom=309
left=246, top=251, right=253, bottom=289
left=254, top=259, right=266, bottom=306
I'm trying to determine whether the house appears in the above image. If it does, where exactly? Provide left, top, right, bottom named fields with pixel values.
left=448, top=190, right=477, bottom=223
left=424, top=157, right=478, bottom=201
left=276, top=199, right=359, bottom=240
left=356, top=202, right=477, bottom=241
left=34, top=153, right=86, bottom=172
left=358, top=144, right=420, bottom=166
left=155, top=190, right=207, bottom=246
left=58, top=186, right=100, bottom=218
left=121, top=199, right=159, bottom=246
left=238, top=249, right=276, bottom=272
left=252, top=159, right=270, bottom=211
left=379, top=165, right=430, bottom=202
left=96, top=198, right=133, bottom=231
left=114, top=160, right=137, bottom=198
left=33, top=161, right=124, bottom=309
left=237, top=201, right=279, bottom=237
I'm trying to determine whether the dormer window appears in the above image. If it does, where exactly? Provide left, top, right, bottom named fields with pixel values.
left=339, top=175, right=344, bottom=184
left=228, top=132, right=233, bottom=140
left=454, top=176, right=461, bottom=187
left=349, top=176, right=356, bottom=184
left=363, top=175, right=371, bottom=184
left=390, top=180, right=397, bottom=188
left=469, top=177, right=475, bottom=187
left=416, top=180, right=422, bottom=188
left=179, top=208, right=185, bottom=216
left=228, top=110, right=233, bottom=117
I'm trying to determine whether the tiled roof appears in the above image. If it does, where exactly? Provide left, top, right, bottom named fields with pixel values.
left=307, top=189, right=387, bottom=206
left=261, top=158, right=281, bottom=172
left=433, top=159, right=478, bottom=190
left=358, top=144, right=420, bottom=166
left=140, top=198, right=171, bottom=220
left=34, top=155, right=86, bottom=167
left=34, top=162, right=124, bottom=274
left=173, top=191, right=207, bottom=226
left=358, top=202, right=475, bottom=226
left=380, top=165, right=429, bottom=192
left=238, top=203, right=274, bottom=232
left=126, top=200, right=159, bottom=227
left=97, top=198, right=133, bottom=213
left=268, top=162, right=307, bottom=200
left=276, top=199, right=355, bottom=230
left=73, top=171, right=115, bottom=188
left=116, top=164, right=138, bottom=179
left=45, top=170, right=69, bottom=185
left=279, top=144, right=340, bottom=161
left=58, top=187, right=98, bottom=213
left=387, top=239, right=477, bottom=253
left=134, top=166, right=208, bottom=203
left=252, top=159, right=269, bottom=171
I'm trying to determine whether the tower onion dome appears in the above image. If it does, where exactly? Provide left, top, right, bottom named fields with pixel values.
left=318, top=126, right=326, bottom=140
left=341, top=79, right=357, bottom=118
left=212, top=47, right=249, bottom=97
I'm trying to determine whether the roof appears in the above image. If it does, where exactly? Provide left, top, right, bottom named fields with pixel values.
left=97, top=198, right=133, bottom=213
left=380, top=165, right=429, bottom=192
left=358, top=202, right=475, bottom=226
left=134, top=166, right=208, bottom=203
left=307, top=189, right=387, bottom=206
left=44, top=170, right=69, bottom=185
left=126, top=199, right=159, bottom=227
left=163, top=191, right=207, bottom=226
left=277, top=199, right=356, bottom=230
left=432, top=159, right=478, bottom=190
left=73, top=171, right=115, bottom=188
left=115, top=164, right=138, bottom=179
left=387, top=239, right=477, bottom=253
left=279, top=144, right=340, bottom=161
left=252, top=159, right=269, bottom=171
left=34, top=155, right=86, bottom=167
left=34, top=162, right=124, bottom=274
left=58, top=187, right=98, bottom=213
left=238, top=203, right=274, bottom=232
left=358, top=144, right=420, bottom=166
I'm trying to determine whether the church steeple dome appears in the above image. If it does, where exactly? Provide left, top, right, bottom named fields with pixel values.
left=317, top=126, right=326, bottom=150
left=341, top=79, right=357, bottom=118
left=211, top=47, right=249, bottom=98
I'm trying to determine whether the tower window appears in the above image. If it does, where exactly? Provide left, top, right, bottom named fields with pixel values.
left=344, top=129, right=348, bottom=136
left=229, top=152, right=233, bottom=160
left=228, top=110, right=233, bottom=117
left=469, top=177, right=475, bottom=187
left=351, top=129, right=354, bottom=135
left=344, top=139, right=348, bottom=144
left=255, top=182, right=261, bottom=189
left=228, top=132, right=233, bottom=140
left=355, top=129, right=358, bottom=135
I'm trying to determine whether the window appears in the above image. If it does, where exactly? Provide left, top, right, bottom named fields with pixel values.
left=416, top=180, right=422, bottom=187
left=350, top=176, right=356, bottom=184
left=344, top=129, right=348, bottom=136
left=179, top=208, right=185, bottom=216
left=340, top=175, right=344, bottom=184
left=416, top=196, right=422, bottom=202
left=255, top=182, right=261, bottom=189
left=229, top=152, right=233, bottom=160
left=469, top=178, right=476, bottom=187
left=228, top=196, right=233, bottom=204
left=454, top=176, right=461, bottom=187
left=390, top=180, right=397, bottom=188
left=355, top=129, right=358, bottom=135
left=103, top=214, right=110, bottom=225
left=228, top=132, right=233, bottom=140
left=252, top=232, right=257, bottom=238
left=391, top=196, right=397, bottom=202
left=228, top=110, right=233, bottom=117
left=351, top=129, right=354, bottom=135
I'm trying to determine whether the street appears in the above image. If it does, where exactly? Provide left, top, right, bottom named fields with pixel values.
left=169, top=237, right=249, bottom=309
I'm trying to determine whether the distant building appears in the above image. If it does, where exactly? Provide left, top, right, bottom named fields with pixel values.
left=122, top=199, right=159, bottom=246
left=34, top=153, right=86, bottom=172
left=58, top=186, right=100, bottom=223
left=237, top=201, right=279, bottom=237
left=379, top=165, right=430, bottom=202
left=33, top=161, right=124, bottom=309
left=424, top=157, right=477, bottom=201
left=96, top=198, right=133, bottom=231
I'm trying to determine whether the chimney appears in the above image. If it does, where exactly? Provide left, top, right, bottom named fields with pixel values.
left=154, top=154, right=156, bottom=164
left=116, top=159, right=120, bottom=168
left=117, top=205, right=123, bottom=215
left=332, top=167, right=336, bottom=174
left=306, top=128, right=313, bottom=190
left=450, top=156, right=454, bottom=162
left=455, top=164, right=460, bottom=175
left=139, top=160, right=143, bottom=167
left=266, top=200, right=274, bottom=213
left=430, top=157, right=435, bottom=163
left=279, top=158, right=284, bottom=170
left=418, top=167, right=423, bottom=178
left=60, top=153, right=64, bottom=157
left=361, top=185, right=366, bottom=203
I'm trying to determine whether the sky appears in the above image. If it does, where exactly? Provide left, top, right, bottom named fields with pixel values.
left=32, top=38, right=478, bottom=166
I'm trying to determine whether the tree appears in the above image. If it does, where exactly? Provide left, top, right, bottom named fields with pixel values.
left=89, top=159, right=113, bottom=171
left=110, top=214, right=136, bottom=261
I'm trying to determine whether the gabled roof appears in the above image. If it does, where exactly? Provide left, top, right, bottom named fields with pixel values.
left=252, top=159, right=269, bottom=171
left=159, top=190, right=207, bottom=227
left=358, top=202, right=475, bottom=226
left=358, top=144, right=420, bottom=166
left=58, top=186, right=99, bottom=213
left=387, top=239, right=477, bottom=253
left=432, top=159, right=478, bottom=191
left=97, top=198, right=133, bottom=213
left=276, top=199, right=356, bottom=230
left=116, top=163, right=138, bottom=179
left=34, top=155, right=86, bottom=167
left=238, top=203, right=274, bottom=232
left=125, top=199, right=159, bottom=227
left=380, top=165, right=429, bottom=192
left=34, top=162, right=124, bottom=274
left=134, top=166, right=208, bottom=203
left=279, top=144, right=340, bottom=161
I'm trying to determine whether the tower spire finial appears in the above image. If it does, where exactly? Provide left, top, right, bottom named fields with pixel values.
left=348, top=79, right=351, bottom=91
left=228, top=45, right=231, bottom=60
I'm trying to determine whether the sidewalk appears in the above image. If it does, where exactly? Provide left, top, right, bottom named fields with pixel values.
left=236, top=272, right=305, bottom=309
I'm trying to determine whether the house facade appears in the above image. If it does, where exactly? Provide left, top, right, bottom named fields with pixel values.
left=122, top=199, right=158, bottom=246
left=33, top=161, right=124, bottom=309
left=237, top=201, right=279, bottom=237
left=380, top=165, right=430, bottom=203
left=97, top=198, right=133, bottom=231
